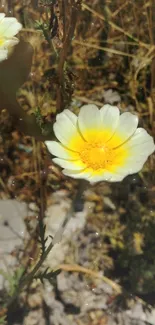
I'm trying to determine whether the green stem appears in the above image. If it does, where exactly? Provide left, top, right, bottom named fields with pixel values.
left=7, top=239, right=54, bottom=308
left=7, top=179, right=87, bottom=308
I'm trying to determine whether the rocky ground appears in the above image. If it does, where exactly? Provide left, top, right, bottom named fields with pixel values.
left=1, top=188, right=155, bottom=325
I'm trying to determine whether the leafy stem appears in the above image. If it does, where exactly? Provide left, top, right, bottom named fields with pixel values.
left=7, top=179, right=88, bottom=309
left=7, top=238, right=54, bottom=308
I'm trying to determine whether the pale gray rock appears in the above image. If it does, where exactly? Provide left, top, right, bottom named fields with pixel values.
left=45, top=194, right=87, bottom=269
left=0, top=200, right=28, bottom=253
left=126, top=302, right=155, bottom=325
left=23, top=309, right=45, bottom=325
left=0, top=200, right=28, bottom=290
left=103, top=89, right=121, bottom=104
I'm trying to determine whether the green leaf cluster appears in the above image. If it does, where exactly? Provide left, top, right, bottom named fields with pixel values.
left=35, top=268, right=61, bottom=285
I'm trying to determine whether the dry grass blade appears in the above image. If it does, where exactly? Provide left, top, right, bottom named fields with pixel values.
left=59, top=263, right=122, bottom=294
left=58, top=264, right=154, bottom=310
left=82, top=3, right=150, bottom=49
left=74, top=40, right=135, bottom=57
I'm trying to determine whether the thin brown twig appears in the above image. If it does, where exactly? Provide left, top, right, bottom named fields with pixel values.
left=74, top=39, right=136, bottom=58
left=56, top=0, right=82, bottom=112
left=112, top=0, right=130, bottom=18
left=61, top=0, right=66, bottom=40
left=74, top=95, right=103, bottom=107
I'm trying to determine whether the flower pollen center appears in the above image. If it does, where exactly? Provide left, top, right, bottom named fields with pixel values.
left=80, top=142, right=114, bottom=170
left=0, top=38, right=4, bottom=46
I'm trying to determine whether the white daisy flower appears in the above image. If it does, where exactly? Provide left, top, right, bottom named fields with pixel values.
left=45, top=104, right=155, bottom=183
left=0, top=13, right=22, bottom=61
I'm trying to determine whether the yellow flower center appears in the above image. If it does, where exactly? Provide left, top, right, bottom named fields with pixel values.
left=79, top=142, right=115, bottom=170
left=0, top=39, right=4, bottom=46
left=68, top=129, right=129, bottom=172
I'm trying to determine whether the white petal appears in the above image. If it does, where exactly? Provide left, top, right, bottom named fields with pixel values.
left=2, top=38, right=19, bottom=49
left=121, top=128, right=155, bottom=156
left=110, top=161, right=145, bottom=179
left=78, top=104, right=101, bottom=141
left=62, top=167, right=125, bottom=182
left=62, top=109, right=77, bottom=124
left=0, top=17, right=22, bottom=38
left=53, top=109, right=84, bottom=150
left=106, top=173, right=127, bottom=182
left=108, top=112, right=138, bottom=147
left=107, top=128, right=155, bottom=178
left=0, top=14, right=5, bottom=22
left=117, top=128, right=155, bottom=174
left=53, top=158, right=86, bottom=170
left=62, top=168, right=92, bottom=180
left=100, top=104, right=120, bottom=141
left=0, top=49, right=7, bottom=61
left=128, top=142, right=154, bottom=159
left=88, top=171, right=114, bottom=183
left=85, top=169, right=126, bottom=183
left=45, top=141, right=78, bottom=160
